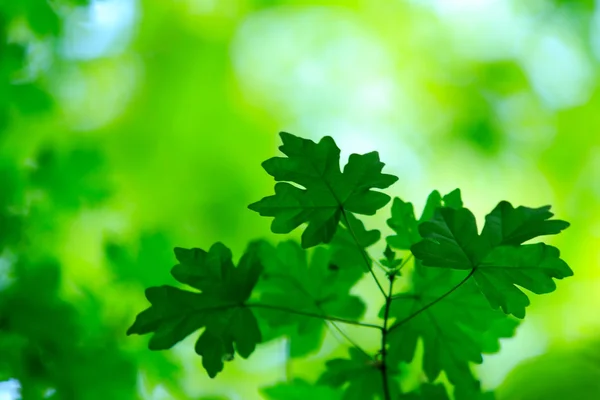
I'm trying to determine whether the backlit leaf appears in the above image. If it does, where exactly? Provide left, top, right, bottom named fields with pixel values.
left=127, top=242, right=263, bottom=377
left=249, top=132, right=398, bottom=248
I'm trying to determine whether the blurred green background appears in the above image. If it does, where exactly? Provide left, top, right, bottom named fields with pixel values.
left=0, top=0, right=599, bottom=399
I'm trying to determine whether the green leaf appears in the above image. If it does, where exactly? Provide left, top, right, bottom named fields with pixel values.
left=386, top=198, right=420, bottom=250
left=403, top=382, right=495, bottom=400
left=387, top=189, right=462, bottom=250
left=480, top=201, right=571, bottom=247
left=256, top=240, right=365, bottom=356
left=442, top=189, right=463, bottom=209
left=476, top=244, right=573, bottom=318
left=127, top=242, right=264, bottom=378
left=403, top=383, right=450, bottom=400
left=380, top=245, right=402, bottom=269
left=385, top=266, right=519, bottom=392
left=419, top=190, right=443, bottom=222
left=411, top=201, right=572, bottom=318
left=249, top=132, right=398, bottom=248
left=262, top=379, right=342, bottom=400
left=328, top=212, right=380, bottom=285
left=318, top=348, right=401, bottom=400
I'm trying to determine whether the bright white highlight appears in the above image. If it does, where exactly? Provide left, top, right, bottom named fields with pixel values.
left=0, top=380, right=20, bottom=400
left=61, top=0, right=137, bottom=60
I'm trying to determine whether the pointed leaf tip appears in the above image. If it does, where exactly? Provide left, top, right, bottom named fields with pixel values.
left=249, top=133, right=396, bottom=247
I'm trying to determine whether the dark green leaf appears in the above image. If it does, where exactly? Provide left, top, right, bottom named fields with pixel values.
left=477, top=244, right=573, bottom=318
left=419, top=190, right=443, bottom=223
left=329, top=212, right=380, bottom=286
left=318, top=348, right=401, bottom=400
left=413, top=207, right=490, bottom=269
left=262, top=379, right=342, bottom=400
left=381, top=245, right=402, bottom=269
left=385, top=266, right=519, bottom=392
left=249, top=132, right=398, bottom=248
left=480, top=201, right=570, bottom=246
left=386, top=198, right=420, bottom=250
left=442, top=189, right=463, bottom=209
left=256, top=240, right=365, bottom=356
left=412, top=203, right=572, bottom=318
left=387, top=189, right=463, bottom=250
left=127, top=242, right=264, bottom=377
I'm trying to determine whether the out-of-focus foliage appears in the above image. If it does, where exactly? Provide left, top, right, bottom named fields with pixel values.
left=0, top=0, right=599, bottom=398
left=496, top=337, right=600, bottom=400
left=0, top=258, right=136, bottom=399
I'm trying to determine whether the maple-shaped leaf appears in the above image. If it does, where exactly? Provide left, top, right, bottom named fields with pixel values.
left=249, top=132, right=398, bottom=248
left=480, top=201, right=570, bottom=247
left=255, top=240, right=365, bottom=356
left=380, top=245, right=402, bottom=270
left=384, top=266, right=519, bottom=393
left=126, top=242, right=263, bottom=378
left=318, top=348, right=402, bottom=400
left=411, top=201, right=572, bottom=318
left=387, top=189, right=462, bottom=250
left=262, top=379, right=342, bottom=400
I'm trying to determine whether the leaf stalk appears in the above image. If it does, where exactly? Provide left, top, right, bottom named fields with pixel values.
left=340, top=208, right=387, bottom=298
left=387, top=268, right=476, bottom=335
left=246, top=302, right=383, bottom=330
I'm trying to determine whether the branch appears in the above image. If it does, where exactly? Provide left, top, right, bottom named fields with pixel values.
left=326, top=320, right=373, bottom=359
left=387, top=268, right=476, bottom=335
left=263, top=272, right=373, bottom=356
left=247, top=302, right=383, bottom=330
left=380, top=273, right=395, bottom=400
left=340, top=208, right=387, bottom=297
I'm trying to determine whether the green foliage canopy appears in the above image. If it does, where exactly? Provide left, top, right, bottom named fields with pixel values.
left=128, top=132, right=572, bottom=399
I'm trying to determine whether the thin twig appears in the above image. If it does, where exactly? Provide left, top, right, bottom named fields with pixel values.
left=264, top=272, right=374, bottom=355
left=387, top=268, right=475, bottom=335
left=380, top=274, right=395, bottom=400
left=372, top=257, right=389, bottom=273
left=247, top=302, right=383, bottom=330
left=340, top=209, right=387, bottom=297
left=326, top=321, right=373, bottom=359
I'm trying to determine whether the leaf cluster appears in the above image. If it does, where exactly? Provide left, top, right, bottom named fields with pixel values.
left=128, top=132, right=572, bottom=399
